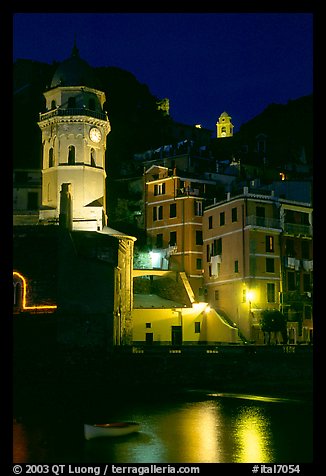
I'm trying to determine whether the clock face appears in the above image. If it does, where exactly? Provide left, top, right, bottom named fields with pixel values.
left=89, top=127, right=102, bottom=143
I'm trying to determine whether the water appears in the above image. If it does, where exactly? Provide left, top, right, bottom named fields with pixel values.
left=13, top=390, right=313, bottom=464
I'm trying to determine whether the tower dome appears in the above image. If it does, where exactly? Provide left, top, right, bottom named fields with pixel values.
left=50, top=42, right=100, bottom=89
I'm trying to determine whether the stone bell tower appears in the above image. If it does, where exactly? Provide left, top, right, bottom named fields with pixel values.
left=38, top=42, right=111, bottom=231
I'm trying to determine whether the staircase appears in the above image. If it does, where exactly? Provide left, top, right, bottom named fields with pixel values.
left=215, top=308, right=248, bottom=343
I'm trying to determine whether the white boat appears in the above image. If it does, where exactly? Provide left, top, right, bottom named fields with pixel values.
left=84, top=422, right=140, bottom=440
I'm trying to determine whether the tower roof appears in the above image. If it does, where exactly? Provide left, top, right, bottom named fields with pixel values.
left=50, top=41, right=100, bottom=89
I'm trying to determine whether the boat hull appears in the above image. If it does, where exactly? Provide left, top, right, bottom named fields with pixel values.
left=84, top=422, right=140, bottom=440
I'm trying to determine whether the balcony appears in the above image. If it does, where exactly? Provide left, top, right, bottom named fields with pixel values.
left=39, top=107, right=107, bottom=122
left=283, top=223, right=312, bottom=237
left=176, top=187, right=201, bottom=197
left=246, top=215, right=281, bottom=229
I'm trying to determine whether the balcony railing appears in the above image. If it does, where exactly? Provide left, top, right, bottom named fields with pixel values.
left=283, top=223, right=312, bottom=237
left=176, top=187, right=201, bottom=197
left=246, top=215, right=281, bottom=229
left=39, top=107, right=107, bottom=122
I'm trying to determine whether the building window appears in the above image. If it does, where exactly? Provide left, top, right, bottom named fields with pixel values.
left=90, top=148, right=96, bottom=167
left=194, top=322, right=201, bottom=334
left=214, top=238, right=222, bottom=255
left=51, top=100, right=56, bottom=109
left=154, top=183, right=166, bottom=196
left=256, top=206, right=265, bottom=226
left=266, top=258, right=275, bottom=273
left=287, top=271, right=296, bottom=291
left=215, top=290, right=219, bottom=300
left=68, top=145, right=76, bottom=165
left=206, top=244, right=210, bottom=262
left=145, top=322, right=151, bottom=328
left=286, top=239, right=295, bottom=257
left=156, top=234, right=163, bottom=248
left=303, top=273, right=311, bottom=292
left=194, top=201, right=203, bottom=216
left=266, top=235, right=274, bottom=252
left=301, top=240, right=310, bottom=259
left=169, top=231, right=177, bottom=246
left=267, top=283, right=275, bottom=303
left=49, top=147, right=54, bottom=167
left=232, top=207, right=237, bottom=222
left=234, top=260, right=239, bottom=273
left=153, top=206, right=163, bottom=221
left=196, top=230, right=203, bottom=245
left=170, top=203, right=177, bottom=218
left=220, top=211, right=225, bottom=226
left=242, top=289, right=246, bottom=303
left=196, top=258, right=202, bottom=270
left=208, top=216, right=213, bottom=229
left=304, top=305, right=312, bottom=319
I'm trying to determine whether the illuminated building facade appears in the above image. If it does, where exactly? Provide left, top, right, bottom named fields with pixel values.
left=38, top=42, right=110, bottom=231
left=202, top=189, right=313, bottom=343
left=144, top=165, right=212, bottom=298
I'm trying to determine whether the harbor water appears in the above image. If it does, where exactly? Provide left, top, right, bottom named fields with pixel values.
left=13, top=389, right=313, bottom=464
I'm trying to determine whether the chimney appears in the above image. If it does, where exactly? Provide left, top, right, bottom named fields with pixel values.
left=59, top=183, right=73, bottom=230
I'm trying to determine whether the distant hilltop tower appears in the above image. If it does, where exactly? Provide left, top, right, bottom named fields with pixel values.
left=216, top=111, right=234, bottom=138
left=156, top=98, right=170, bottom=116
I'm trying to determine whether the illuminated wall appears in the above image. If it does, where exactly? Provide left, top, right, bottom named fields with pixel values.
left=132, top=302, right=238, bottom=345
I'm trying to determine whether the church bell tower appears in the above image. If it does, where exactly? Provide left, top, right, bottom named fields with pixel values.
left=38, top=42, right=111, bottom=231
left=216, top=111, right=234, bottom=139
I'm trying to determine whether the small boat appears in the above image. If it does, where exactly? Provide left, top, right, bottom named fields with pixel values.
left=84, top=422, right=140, bottom=440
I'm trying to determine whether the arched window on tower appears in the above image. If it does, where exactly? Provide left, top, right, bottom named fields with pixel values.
left=68, top=146, right=76, bottom=165
left=88, top=98, right=95, bottom=110
left=90, top=148, right=96, bottom=167
left=51, top=100, right=56, bottom=109
left=49, top=147, right=54, bottom=168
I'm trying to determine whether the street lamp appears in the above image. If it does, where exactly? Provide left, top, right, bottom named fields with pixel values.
left=247, top=290, right=255, bottom=316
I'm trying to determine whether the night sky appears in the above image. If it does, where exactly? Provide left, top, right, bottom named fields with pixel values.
left=13, top=12, right=313, bottom=132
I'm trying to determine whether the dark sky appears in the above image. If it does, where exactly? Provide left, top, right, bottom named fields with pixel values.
left=13, top=12, right=313, bottom=133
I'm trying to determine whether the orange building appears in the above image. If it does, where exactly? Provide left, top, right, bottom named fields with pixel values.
left=202, top=188, right=313, bottom=343
left=145, top=165, right=215, bottom=297
left=145, top=165, right=215, bottom=295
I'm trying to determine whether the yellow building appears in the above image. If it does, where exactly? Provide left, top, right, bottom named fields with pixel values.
left=132, top=270, right=239, bottom=345
left=202, top=188, right=313, bottom=343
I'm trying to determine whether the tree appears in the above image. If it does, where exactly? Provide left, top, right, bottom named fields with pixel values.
left=260, top=309, right=288, bottom=344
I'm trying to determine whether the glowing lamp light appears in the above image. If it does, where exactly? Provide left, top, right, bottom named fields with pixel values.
left=247, top=290, right=255, bottom=302
left=205, top=305, right=211, bottom=314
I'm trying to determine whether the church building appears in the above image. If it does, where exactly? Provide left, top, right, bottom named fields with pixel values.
left=13, top=43, right=136, bottom=348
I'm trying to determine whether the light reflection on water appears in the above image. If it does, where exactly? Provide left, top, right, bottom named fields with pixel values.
left=13, top=392, right=312, bottom=463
